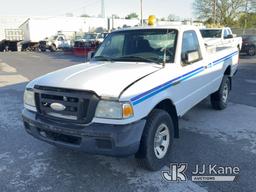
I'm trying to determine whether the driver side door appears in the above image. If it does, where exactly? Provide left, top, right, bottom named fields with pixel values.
left=174, top=30, right=209, bottom=115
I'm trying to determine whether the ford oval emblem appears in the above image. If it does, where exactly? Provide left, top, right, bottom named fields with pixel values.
left=50, top=103, right=66, bottom=111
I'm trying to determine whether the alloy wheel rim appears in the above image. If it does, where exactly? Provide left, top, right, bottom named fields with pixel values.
left=249, top=48, right=255, bottom=56
left=222, top=83, right=229, bottom=103
left=154, top=123, right=170, bottom=159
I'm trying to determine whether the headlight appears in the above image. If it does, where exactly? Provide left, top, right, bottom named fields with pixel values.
left=24, top=90, right=36, bottom=112
left=95, top=100, right=134, bottom=119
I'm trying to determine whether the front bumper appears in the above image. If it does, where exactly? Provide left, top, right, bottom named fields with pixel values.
left=22, top=109, right=146, bottom=157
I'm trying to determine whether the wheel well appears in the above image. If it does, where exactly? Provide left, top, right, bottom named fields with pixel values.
left=224, top=65, right=231, bottom=76
left=154, top=99, right=179, bottom=138
left=224, top=66, right=232, bottom=89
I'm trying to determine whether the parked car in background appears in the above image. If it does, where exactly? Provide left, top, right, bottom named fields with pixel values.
left=79, top=33, right=107, bottom=43
left=200, top=27, right=242, bottom=51
left=39, top=34, right=72, bottom=52
left=240, top=35, right=256, bottom=56
left=73, top=32, right=108, bottom=56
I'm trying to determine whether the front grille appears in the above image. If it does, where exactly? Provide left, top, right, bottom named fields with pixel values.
left=34, top=85, right=99, bottom=124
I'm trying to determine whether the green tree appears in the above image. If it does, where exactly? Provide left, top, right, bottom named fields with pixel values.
left=167, top=14, right=181, bottom=21
left=125, top=13, right=139, bottom=19
left=239, top=12, right=256, bottom=28
left=246, top=0, right=256, bottom=12
left=193, top=0, right=246, bottom=26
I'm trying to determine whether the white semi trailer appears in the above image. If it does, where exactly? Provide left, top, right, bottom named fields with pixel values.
left=19, top=17, right=139, bottom=51
left=19, top=17, right=88, bottom=51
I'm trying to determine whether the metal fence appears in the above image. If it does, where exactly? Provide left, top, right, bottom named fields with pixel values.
left=231, top=28, right=256, bottom=36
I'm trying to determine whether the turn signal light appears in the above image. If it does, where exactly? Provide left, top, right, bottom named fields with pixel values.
left=122, top=103, right=134, bottom=118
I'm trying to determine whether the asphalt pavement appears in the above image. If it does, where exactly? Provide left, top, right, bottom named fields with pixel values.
left=0, top=52, right=255, bottom=192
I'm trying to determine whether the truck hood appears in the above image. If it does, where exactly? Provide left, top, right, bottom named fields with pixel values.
left=29, top=62, right=161, bottom=98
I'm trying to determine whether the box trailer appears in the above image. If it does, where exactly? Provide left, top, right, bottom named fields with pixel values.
left=0, top=29, right=24, bottom=52
left=18, top=16, right=140, bottom=51
left=19, top=17, right=88, bottom=51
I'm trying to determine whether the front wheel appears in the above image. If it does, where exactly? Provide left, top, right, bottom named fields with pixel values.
left=136, top=109, right=174, bottom=171
left=50, top=45, right=57, bottom=52
left=210, top=75, right=230, bottom=110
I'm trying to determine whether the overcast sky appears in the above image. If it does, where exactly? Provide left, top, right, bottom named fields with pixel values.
left=0, top=0, right=194, bottom=19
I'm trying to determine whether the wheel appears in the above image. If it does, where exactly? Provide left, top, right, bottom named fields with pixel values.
left=4, top=45, right=9, bottom=52
left=136, top=109, right=174, bottom=171
left=247, top=46, right=256, bottom=56
left=210, top=75, right=230, bottom=110
left=50, top=45, right=56, bottom=52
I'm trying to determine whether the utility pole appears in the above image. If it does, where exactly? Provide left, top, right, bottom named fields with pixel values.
left=140, top=0, right=143, bottom=26
left=101, top=0, right=105, bottom=18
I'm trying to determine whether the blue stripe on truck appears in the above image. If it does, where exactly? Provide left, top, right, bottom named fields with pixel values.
left=131, top=51, right=238, bottom=106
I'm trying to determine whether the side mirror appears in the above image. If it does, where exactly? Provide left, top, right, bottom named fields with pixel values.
left=225, top=34, right=233, bottom=39
left=87, top=51, right=95, bottom=60
left=182, top=50, right=200, bottom=64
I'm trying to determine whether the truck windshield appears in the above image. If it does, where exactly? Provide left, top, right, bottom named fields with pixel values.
left=200, top=29, right=222, bottom=38
left=93, top=29, right=178, bottom=64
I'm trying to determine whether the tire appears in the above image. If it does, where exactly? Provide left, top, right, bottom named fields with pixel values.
left=247, top=46, right=256, bottom=56
left=210, top=75, right=230, bottom=110
left=136, top=109, right=174, bottom=171
left=4, top=45, right=9, bottom=52
left=50, top=45, right=56, bottom=52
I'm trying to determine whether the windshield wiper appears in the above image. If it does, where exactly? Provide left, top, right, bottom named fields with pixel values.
left=115, top=55, right=161, bottom=64
left=93, top=56, right=114, bottom=62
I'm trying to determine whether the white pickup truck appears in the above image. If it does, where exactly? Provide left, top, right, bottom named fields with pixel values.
left=22, top=25, right=239, bottom=171
left=200, top=27, right=242, bottom=51
left=41, top=34, right=72, bottom=52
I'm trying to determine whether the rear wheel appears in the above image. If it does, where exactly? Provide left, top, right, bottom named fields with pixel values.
left=210, top=75, right=230, bottom=110
left=247, top=46, right=256, bottom=56
left=136, top=109, right=174, bottom=171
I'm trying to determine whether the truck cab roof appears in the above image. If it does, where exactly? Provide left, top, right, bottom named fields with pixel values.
left=114, top=25, right=200, bottom=33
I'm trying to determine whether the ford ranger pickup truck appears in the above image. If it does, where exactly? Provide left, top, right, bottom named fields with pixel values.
left=22, top=24, right=239, bottom=171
